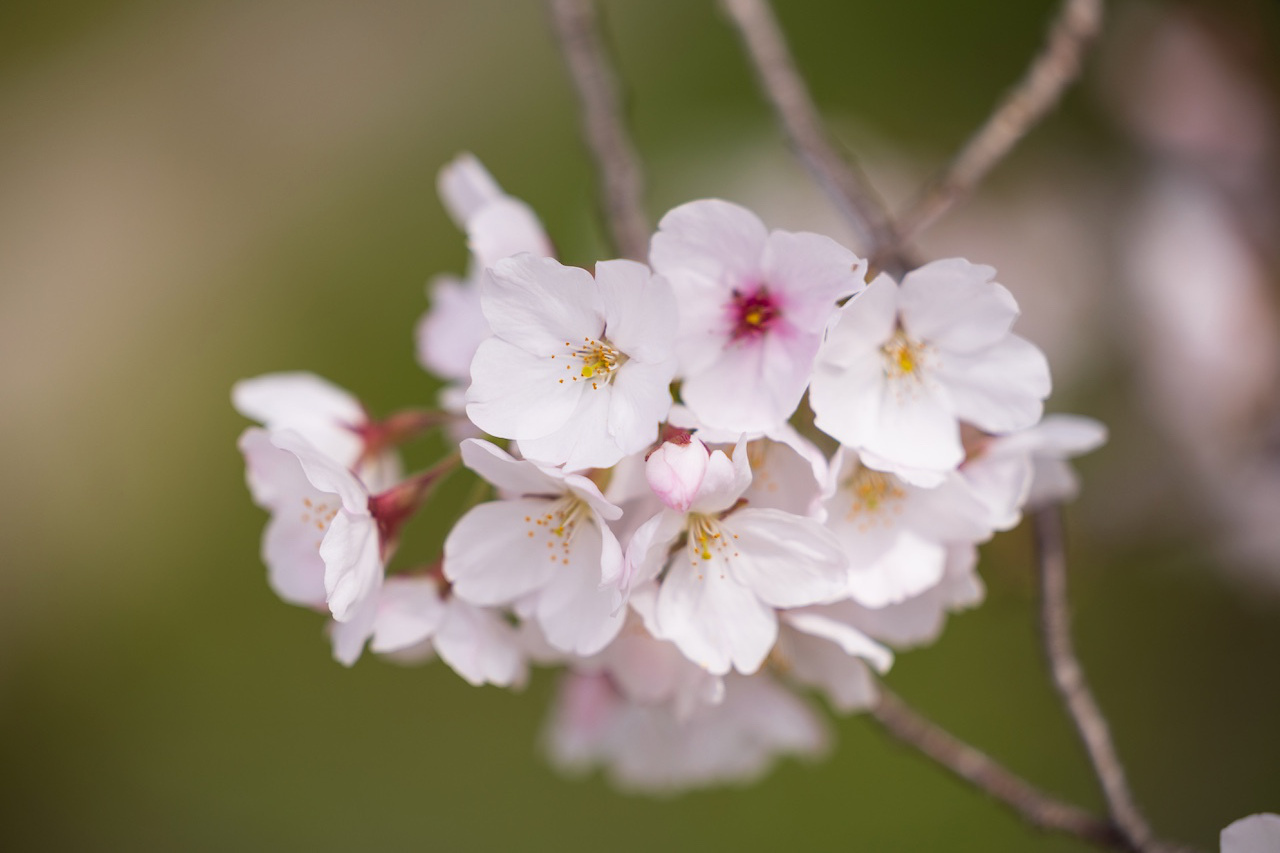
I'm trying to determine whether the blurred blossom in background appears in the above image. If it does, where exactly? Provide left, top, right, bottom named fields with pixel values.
left=0, top=1, right=1277, bottom=851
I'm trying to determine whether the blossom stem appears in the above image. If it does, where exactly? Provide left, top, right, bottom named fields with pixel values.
left=547, top=0, right=651, bottom=262
left=718, top=0, right=898, bottom=265
left=888, top=0, right=1104, bottom=257
left=1033, top=506, right=1192, bottom=853
left=370, top=452, right=462, bottom=548
left=868, top=683, right=1128, bottom=848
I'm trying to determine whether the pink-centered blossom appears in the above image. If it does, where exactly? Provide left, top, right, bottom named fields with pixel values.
left=810, top=259, right=1051, bottom=484
left=650, top=199, right=867, bottom=433
left=466, top=255, right=678, bottom=471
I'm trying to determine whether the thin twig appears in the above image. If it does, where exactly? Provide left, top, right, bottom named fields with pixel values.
left=719, top=0, right=898, bottom=263
left=869, top=684, right=1128, bottom=849
left=1033, top=507, right=1180, bottom=853
left=890, top=0, right=1104, bottom=255
left=547, top=0, right=650, bottom=262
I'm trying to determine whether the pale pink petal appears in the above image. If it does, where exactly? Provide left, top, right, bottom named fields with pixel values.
left=482, top=254, right=602, bottom=356
left=535, top=522, right=627, bottom=655
left=262, top=511, right=328, bottom=607
left=689, top=441, right=752, bottom=515
left=460, top=438, right=563, bottom=497
left=433, top=598, right=527, bottom=688
left=438, top=152, right=503, bottom=226
left=866, top=380, right=965, bottom=473
left=417, top=275, right=488, bottom=382
left=720, top=509, right=848, bottom=608
left=844, top=532, right=948, bottom=608
left=646, top=439, right=710, bottom=512
left=595, top=259, right=678, bottom=361
left=1222, top=813, right=1280, bottom=853
left=899, top=259, right=1017, bottom=354
left=936, top=334, right=1051, bottom=433
left=516, top=383, right=621, bottom=471
left=232, top=373, right=365, bottom=467
left=320, top=511, right=382, bottom=623
left=759, top=229, right=866, bottom=328
left=622, top=511, right=686, bottom=591
left=782, top=610, right=893, bottom=673
left=370, top=577, right=447, bottom=654
left=816, top=275, right=899, bottom=368
left=269, top=430, right=369, bottom=514
left=468, top=197, right=553, bottom=270
left=329, top=595, right=378, bottom=667
left=443, top=498, right=560, bottom=605
left=655, top=560, right=777, bottom=675
left=650, top=198, right=769, bottom=285
left=466, top=337, right=584, bottom=440
left=607, top=358, right=677, bottom=454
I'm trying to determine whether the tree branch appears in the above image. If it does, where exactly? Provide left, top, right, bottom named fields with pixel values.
left=719, top=0, right=899, bottom=264
left=869, top=684, right=1129, bottom=849
left=547, top=0, right=651, bottom=262
left=890, top=0, right=1104, bottom=253
left=1032, top=506, right=1183, bottom=852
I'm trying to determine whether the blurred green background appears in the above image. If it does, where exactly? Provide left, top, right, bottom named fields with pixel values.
left=1, top=1, right=1278, bottom=850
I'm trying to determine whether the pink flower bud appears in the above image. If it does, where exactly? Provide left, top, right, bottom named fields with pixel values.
left=645, top=437, right=709, bottom=512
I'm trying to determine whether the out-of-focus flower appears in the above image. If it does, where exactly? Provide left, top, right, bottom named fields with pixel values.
left=1221, top=813, right=1280, bottom=853
left=650, top=198, right=866, bottom=434
left=544, top=670, right=828, bottom=794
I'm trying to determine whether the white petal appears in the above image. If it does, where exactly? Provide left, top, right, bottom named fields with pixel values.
left=1222, top=813, right=1280, bottom=853
left=370, top=577, right=447, bottom=654
left=329, top=595, right=378, bottom=667
left=607, top=357, right=677, bottom=454
left=759, top=229, right=866, bottom=329
left=269, top=430, right=370, bottom=514
left=595, top=259, right=678, bottom=362
left=438, top=152, right=503, bottom=226
left=864, top=379, right=965, bottom=473
left=535, top=522, right=626, bottom=656
left=261, top=511, right=328, bottom=608
left=460, top=438, right=563, bottom=497
left=232, top=373, right=365, bottom=467
left=936, top=334, right=1051, bottom=433
left=433, top=598, right=527, bottom=688
left=650, top=199, right=769, bottom=286
left=622, top=511, right=686, bottom=591
left=844, top=532, right=948, bottom=608
left=466, top=337, right=584, bottom=440
left=655, top=560, right=777, bottom=675
left=417, top=275, right=488, bottom=382
left=899, top=259, right=1017, bottom=354
left=516, top=382, right=622, bottom=471
left=443, top=498, right=560, bottom=605
left=482, top=254, right=602, bottom=356
left=320, top=511, right=383, bottom=623
left=817, top=275, right=899, bottom=368
left=782, top=610, right=893, bottom=673
left=721, top=509, right=848, bottom=608
left=468, top=197, right=553, bottom=270
left=690, top=441, right=752, bottom=514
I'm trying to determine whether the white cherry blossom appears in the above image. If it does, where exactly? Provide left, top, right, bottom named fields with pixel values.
left=824, top=448, right=995, bottom=608
left=233, top=372, right=400, bottom=492
left=772, top=607, right=893, bottom=713
left=238, top=428, right=383, bottom=624
left=443, top=439, right=626, bottom=656
left=417, top=154, right=554, bottom=410
left=466, top=255, right=678, bottom=471
left=627, top=438, right=848, bottom=675
left=811, top=259, right=1051, bottom=484
left=650, top=198, right=866, bottom=433
left=544, top=670, right=827, bottom=794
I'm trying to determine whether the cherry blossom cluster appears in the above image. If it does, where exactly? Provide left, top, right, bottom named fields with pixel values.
left=234, top=154, right=1106, bottom=792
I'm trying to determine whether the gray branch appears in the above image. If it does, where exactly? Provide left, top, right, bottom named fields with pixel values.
left=548, top=0, right=651, bottom=262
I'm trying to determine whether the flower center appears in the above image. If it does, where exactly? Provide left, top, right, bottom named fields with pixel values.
left=561, top=336, right=627, bottom=390
left=525, top=495, right=591, bottom=566
left=842, top=465, right=906, bottom=521
left=729, top=287, right=781, bottom=341
left=881, top=329, right=930, bottom=380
